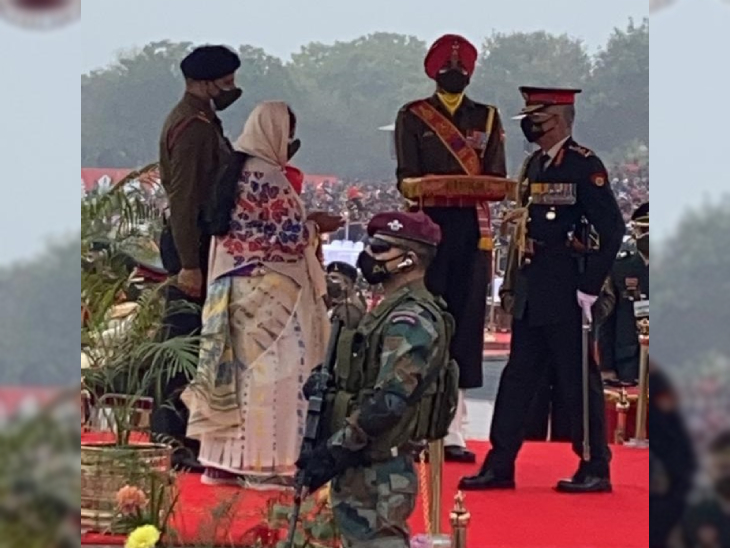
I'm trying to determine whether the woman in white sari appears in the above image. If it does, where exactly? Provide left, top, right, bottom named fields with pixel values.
left=183, top=101, right=339, bottom=488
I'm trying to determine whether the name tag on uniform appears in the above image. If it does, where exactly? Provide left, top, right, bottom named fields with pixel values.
left=633, top=299, right=649, bottom=319
left=530, top=182, right=577, bottom=205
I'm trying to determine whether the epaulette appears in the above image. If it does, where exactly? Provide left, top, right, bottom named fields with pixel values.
left=568, top=143, right=595, bottom=158
left=193, top=111, right=212, bottom=124
left=400, top=99, right=428, bottom=113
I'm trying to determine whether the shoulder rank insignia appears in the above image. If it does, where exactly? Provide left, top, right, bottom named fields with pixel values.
left=569, top=144, right=594, bottom=158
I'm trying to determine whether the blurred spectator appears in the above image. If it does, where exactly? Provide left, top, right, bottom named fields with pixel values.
left=680, top=432, right=730, bottom=548
left=649, top=363, right=697, bottom=548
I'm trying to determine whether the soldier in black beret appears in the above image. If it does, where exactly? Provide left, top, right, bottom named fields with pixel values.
left=325, top=262, right=367, bottom=328
left=154, top=44, right=242, bottom=471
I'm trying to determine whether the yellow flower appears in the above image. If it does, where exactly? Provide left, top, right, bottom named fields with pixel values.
left=125, top=525, right=161, bottom=548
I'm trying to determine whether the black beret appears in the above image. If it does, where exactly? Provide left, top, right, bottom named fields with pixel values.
left=180, top=45, right=241, bottom=81
left=327, top=261, right=358, bottom=282
left=367, top=211, right=442, bottom=247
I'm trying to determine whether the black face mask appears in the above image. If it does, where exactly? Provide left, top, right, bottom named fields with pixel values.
left=636, top=235, right=649, bottom=257
left=715, top=476, right=730, bottom=499
left=287, top=138, right=301, bottom=160
left=357, top=251, right=406, bottom=285
left=327, top=278, right=346, bottom=301
left=520, top=116, right=549, bottom=143
left=436, top=70, right=469, bottom=94
left=213, top=87, right=242, bottom=111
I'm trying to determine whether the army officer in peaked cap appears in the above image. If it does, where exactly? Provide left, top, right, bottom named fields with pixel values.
left=460, top=87, right=625, bottom=493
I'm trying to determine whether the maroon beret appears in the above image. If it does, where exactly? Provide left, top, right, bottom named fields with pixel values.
left=367, top=211, right=442, bottom=247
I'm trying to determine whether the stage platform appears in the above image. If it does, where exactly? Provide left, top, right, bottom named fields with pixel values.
left=81, top=441, right=648, bottom=548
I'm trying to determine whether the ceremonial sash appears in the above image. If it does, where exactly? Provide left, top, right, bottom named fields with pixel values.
left=409, top=100, right=494, bottom=250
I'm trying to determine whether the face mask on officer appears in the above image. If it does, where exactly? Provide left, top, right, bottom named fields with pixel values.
left=520, top=112, right=558, bottom=143
left=208, top=78, right=242, bottom=111
left=436, top=68, right=470, bottom=94
left=326, top=273, right=349, bottom=301
left=357, top=237, right=415, bottom=285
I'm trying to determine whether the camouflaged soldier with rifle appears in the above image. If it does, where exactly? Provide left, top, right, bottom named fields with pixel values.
left=294, top=211, right=459, bottom=548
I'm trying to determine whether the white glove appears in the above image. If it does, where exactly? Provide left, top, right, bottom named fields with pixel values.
left=577, top=290, right=598, bottom=323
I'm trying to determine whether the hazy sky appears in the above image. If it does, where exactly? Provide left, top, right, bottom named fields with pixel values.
left=7, top=0, right=718, bottom=265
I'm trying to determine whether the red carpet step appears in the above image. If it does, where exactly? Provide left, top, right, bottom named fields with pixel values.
left=81, top=441, right=648, bottom=548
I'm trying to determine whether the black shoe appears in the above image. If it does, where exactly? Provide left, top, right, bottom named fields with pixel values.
left=556, top=474, right=612, bottom=493
left=444, top=445, right=476, bottom=463
left=458, top=468, right=516, bottom=491
left=172, top=451, right=205, bottom=473
left=556, top=462, right=612, bottom=493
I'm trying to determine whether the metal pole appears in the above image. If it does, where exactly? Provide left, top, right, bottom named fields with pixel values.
left=450, top=491, right=470, bottom=548
left=485, top=245, right=498, bottom=343
left=627, top=314, right=649, bottom=449
left=581, top=309, right=591, bottom=462
left=428, top=439, right=443, bottom=535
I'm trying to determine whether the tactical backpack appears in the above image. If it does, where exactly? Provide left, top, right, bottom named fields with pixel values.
left=326, top=285, right=459, bottom=456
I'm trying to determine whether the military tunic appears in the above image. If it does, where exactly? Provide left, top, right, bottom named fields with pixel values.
left=328, top=282, right=449, bottom=548
left=158, top=92, right=232, bottom=276
left=394, top=94, right=506, bottom=389
left=487, top=137, right=625, bottom=475
left=151, top=93, right=232, bottom=452
left=599, top=250, right=649, bottom=383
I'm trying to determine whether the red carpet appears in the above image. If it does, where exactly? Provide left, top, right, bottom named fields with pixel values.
left=81, top=441, right=648, bottom=547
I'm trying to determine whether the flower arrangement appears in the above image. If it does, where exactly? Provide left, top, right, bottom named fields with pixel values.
left=112, top=471, right=179, bottom=537
left=239, top=485, right=340, bottom=548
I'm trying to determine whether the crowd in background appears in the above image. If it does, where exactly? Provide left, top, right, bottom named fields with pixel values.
left=300, top=161, right=650, bottom=242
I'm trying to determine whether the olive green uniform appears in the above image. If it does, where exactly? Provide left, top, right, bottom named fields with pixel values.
left=599, top=250, right=649, bottom=383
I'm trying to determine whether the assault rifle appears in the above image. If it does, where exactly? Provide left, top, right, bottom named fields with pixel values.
left=285, top=316, right=343, bottom=547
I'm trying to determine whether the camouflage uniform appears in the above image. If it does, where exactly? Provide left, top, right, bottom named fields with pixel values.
left=297, top=211, right=455, bottom=547
left=329, top=285, right=446, bottom=548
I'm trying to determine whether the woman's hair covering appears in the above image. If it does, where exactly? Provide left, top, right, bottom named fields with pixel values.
left=234, top=101, right=291, bottom=168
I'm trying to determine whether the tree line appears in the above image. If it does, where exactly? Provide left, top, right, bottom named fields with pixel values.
left=82, top=20, right=648, bottom=178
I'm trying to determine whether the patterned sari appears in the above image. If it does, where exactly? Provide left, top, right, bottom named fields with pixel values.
left=182, top=102, right=329, bottom=486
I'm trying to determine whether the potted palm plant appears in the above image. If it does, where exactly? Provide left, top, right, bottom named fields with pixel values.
left=80, top=165, right=198, bottom=535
